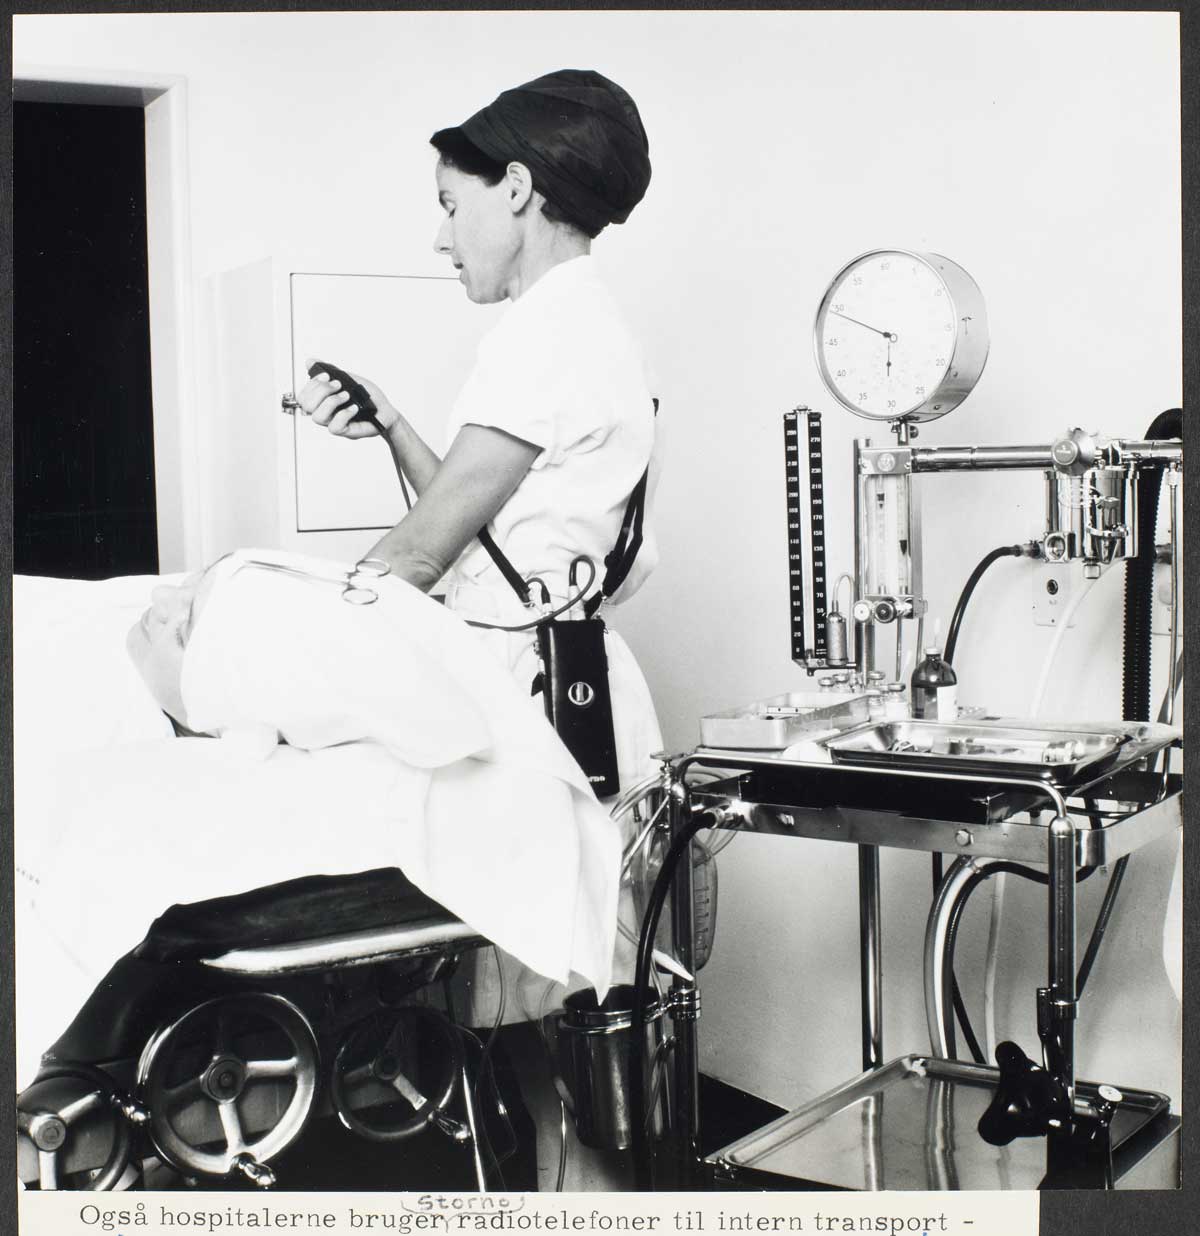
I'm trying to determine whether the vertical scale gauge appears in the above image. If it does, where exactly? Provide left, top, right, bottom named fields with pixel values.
left=814, top=251, right=989, bottom=423
left=784, top=408, right=827, bottom=667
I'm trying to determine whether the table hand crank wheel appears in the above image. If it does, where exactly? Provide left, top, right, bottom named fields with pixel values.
left=330, top=1006, right=463, bottom=1142
left=17, top=1063, right=138, bottom=1190
left=137, top=993, right=319, bottom=1185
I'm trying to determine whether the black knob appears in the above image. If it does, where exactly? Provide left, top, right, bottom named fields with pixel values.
left=978, top=1041, right=1065, bottom=1146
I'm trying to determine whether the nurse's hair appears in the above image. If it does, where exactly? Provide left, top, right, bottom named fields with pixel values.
left=430, top=130, right=598, bottom=238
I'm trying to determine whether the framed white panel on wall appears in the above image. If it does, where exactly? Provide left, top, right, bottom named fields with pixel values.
left=287, top=272, right=501, bottom=532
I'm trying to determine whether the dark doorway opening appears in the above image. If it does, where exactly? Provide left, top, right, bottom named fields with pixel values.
left=15, top=100, right=159, bottom=579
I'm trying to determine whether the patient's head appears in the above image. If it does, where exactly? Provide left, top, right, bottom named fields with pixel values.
left=126, top=565, right=220, bottom=725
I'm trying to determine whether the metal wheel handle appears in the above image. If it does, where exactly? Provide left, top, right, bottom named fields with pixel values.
left=330, top=1007, right=463, bottom=1143
left=18, top=1065, right=133, bottom=1191
left=137, top=992, right=318, bottom=1181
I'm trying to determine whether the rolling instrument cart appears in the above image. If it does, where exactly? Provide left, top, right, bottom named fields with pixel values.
left=656, top=721, right=1182, bottom=1191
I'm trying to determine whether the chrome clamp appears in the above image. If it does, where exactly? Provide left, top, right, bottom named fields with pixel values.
left=664, top=986, right=702, bottom=1022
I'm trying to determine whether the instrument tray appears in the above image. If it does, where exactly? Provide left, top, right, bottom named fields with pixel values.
left=823, top=719, right=1137, bottom=785
left=700, top=690, right=869, bottom=749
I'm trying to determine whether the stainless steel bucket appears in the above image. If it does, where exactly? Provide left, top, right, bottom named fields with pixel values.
left=556, top=985, right=667, bottom=1151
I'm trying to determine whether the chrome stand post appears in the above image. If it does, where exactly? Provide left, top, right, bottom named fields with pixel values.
left=858, top=845, right=883, bottom=1069
left=668, top=775, right=703, bottom=1187
left=1042, top=813, right=1078, bottom=1100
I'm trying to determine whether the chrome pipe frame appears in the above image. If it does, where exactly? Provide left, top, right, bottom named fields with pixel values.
left=863, top=1092, right=884, bottom=1190
left=667, top=773, right=702, bottom=1187
left=848, top=433, right=1182, bottom=689
left=615, top=773, right=670, bottom=880
left=1045, top=812, right=1078, bottom=1103
left=610, top=773, right=667, bottom=825
left=1114, top=440, right=1185, bottom=464
left=853, top=439, right=869, bottom=675
left=911, top=439, right=1182, bottom=473
left=858, top=846, right=883, bottom=1070
left=913, top=445, right=1061, bottom=472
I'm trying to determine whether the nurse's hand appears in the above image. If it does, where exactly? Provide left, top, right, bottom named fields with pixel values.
left=296, top=362, right=402, bottom=439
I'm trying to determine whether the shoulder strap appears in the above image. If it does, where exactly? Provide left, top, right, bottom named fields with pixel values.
left=583, top=472, right=648, bottom=617
left=483, top=397, right=659, bottom=615
left=583, top=397, right=658, bottom=618
left=476, top=527, right=531, bottom=606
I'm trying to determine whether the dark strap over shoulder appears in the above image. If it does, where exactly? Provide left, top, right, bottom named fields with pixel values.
left=477, top=527, right=532, bottom=605
left=485, top=398, right=658, bottom=614
left=583, top=453, right=650, bottom=618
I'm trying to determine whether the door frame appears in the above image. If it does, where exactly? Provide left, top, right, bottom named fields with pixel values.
left=14, top=66, right=201, bottom=572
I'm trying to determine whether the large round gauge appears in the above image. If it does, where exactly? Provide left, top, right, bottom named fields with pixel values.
left=813, top=250, right=989, bottom=423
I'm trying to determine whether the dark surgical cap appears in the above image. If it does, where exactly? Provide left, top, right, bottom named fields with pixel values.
left=433, top=68, right=651, bottom=236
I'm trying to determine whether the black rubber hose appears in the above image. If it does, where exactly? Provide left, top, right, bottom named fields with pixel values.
left=942, top=863, right=1097, bottom=1060
left=932, top=853, right=984, bottom=1063
left=944, top=544, right=1024, bottom=667
left=1074, top=407, right=1180, bottom=1000
left=949, top=953, right=985, bottom=1063
left=1122, top=408, right=1181, bottom=721
left=1076, top=856, right=1129, bottom=996
left=630, top=808, right=715, bottom=1191
left=934, top=544, right=1024, bottom=1058
left=941, top=862, right=1047, bottom=1058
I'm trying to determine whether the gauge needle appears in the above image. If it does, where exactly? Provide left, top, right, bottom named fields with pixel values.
left=830, top=310, right=898, bottom=342
left=886, top=337, right=892, bottom=378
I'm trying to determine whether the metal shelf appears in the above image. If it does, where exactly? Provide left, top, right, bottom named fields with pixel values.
left=707, top=1055, right=1177, bottom=1191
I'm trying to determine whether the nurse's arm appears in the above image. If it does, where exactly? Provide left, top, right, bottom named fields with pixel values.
left=366, top=424, right=539, bottom=592
left=381, top=415, right=443, bottom=496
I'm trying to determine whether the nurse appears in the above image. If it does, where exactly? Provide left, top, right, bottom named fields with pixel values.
left=296, top=68, right=662, bottom=795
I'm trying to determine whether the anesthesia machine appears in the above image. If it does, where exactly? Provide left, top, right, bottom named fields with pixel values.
left=629, top=250, right=1184, bottom=1192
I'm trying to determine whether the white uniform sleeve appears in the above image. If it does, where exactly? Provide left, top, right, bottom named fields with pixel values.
left=449, top=319, right=613, bottom=471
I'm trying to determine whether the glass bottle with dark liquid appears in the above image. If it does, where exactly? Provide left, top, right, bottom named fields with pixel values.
left=911, top=648, right=958, bottom=722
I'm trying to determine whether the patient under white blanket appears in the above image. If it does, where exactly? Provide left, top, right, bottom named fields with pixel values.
left=15, top=552, right=624, bottom=1089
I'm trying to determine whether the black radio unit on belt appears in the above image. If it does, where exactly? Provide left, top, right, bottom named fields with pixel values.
left=483, top=400, right=657, bottom=797
left=534, top=613, right=620, bottom=796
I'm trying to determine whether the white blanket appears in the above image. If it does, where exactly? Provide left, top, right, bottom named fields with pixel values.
left=15, top=558, right=622, bottom=1087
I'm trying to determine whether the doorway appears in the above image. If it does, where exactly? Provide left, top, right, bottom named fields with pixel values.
left=14, top=99, right=158, bottom=578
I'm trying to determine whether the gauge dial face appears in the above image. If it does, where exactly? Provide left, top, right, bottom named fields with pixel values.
left=815, top=252, right=960, bottom=420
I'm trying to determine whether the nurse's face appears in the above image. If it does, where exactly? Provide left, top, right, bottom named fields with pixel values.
left=126, top=565, right=219, bottom=724
left=433, top=159, right=519, bottom=304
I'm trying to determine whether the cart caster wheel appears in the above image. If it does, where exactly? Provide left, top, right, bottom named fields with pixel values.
left=137, top=993, right=318, bottom=1181
left=330, top=1007, right=463, bottom=1142
left=17, top=1066, right=133, bottom=1191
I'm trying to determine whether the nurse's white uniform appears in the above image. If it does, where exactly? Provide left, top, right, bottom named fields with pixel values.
left=440, top=254, right=663, bottom=1019
left=443, top=254, right=662, bottom=792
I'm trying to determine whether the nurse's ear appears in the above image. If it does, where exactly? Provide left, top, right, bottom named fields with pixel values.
left=503, top=161, right=535, bottom=214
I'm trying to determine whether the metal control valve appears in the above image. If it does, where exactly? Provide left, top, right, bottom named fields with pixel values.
left=852, top=595, right=924, bottom=626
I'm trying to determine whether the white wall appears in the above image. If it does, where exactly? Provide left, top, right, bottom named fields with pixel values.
left=15, top=11, right=1183, bottom=1109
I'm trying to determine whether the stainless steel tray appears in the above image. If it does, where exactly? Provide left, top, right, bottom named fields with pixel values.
left=822, top=719, right=1134, bottom=783
left=700, top=691, right=870, bottom=750
left=708, top=1054, right=1172, bottom=1191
